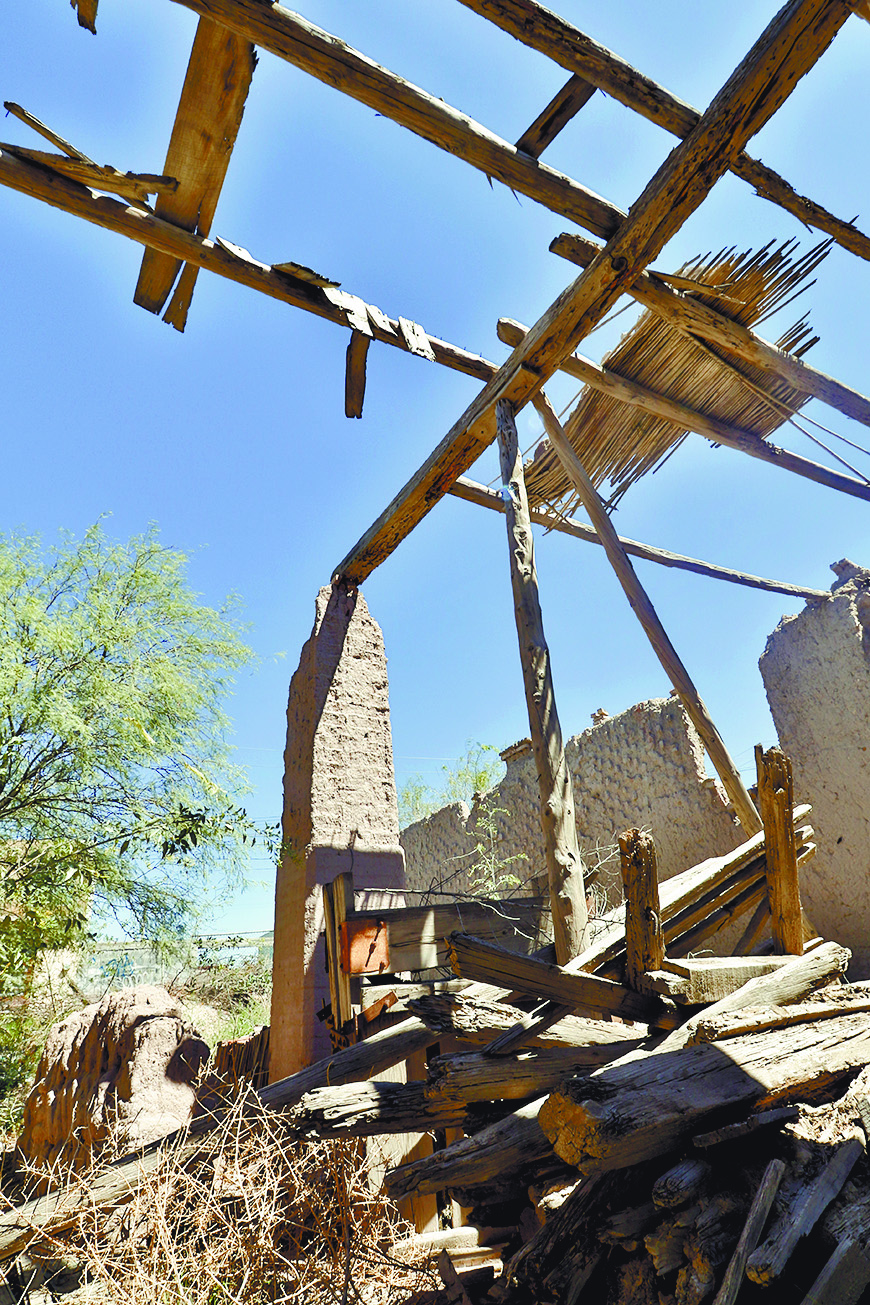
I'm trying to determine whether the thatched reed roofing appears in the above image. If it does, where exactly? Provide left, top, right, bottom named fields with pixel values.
left=524, top=238, right=832, bottom=515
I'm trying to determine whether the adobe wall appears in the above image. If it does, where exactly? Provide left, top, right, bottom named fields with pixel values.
left=401, top=696, right=743, bottom=903
left=760, top=562, right=870, bottom=976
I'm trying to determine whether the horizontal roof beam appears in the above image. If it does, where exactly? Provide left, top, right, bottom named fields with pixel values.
left=457, top=0, right=870, bottom=265
left=449, top=477, right=829, bottom=601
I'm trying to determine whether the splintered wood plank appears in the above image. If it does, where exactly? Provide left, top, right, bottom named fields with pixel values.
left=497, top=399, right=589, bottom=963
left=642, top=955, right=795, bottom=1004
left=756, top=745, right=803, bottom=954
left=333, top=0, right=853, bottom=585
left=3, top=146, right=177, bottom=204
left=619, top=827, right=664, bottom=989
left=71, top=0, right=99, bottom=33
left=515, top=73, right=596, bottom=158
left=134, top=17, right=255, bottom=326
left=345, top=329, right=371, bottom=418
left=712, top=1159, right=786, bottom=1305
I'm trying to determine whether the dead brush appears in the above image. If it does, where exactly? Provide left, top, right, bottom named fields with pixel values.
left=16, top=1086, right=439, bottom=1305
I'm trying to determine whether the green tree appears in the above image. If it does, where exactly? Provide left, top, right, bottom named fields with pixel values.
left=397, top=741, right=504, bottom=829
left=0, top=522, right=258, bottom=992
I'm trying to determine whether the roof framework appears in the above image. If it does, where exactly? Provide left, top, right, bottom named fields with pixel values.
left=4, top=0, right=870, bottom=939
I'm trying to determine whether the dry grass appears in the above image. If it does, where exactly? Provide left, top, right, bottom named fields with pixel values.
left=9, top=1088, right=439, bottom=1305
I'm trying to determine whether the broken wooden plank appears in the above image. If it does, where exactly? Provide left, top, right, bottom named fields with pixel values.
left=449, top=477, right=829, bottom=600
left=515, top=73, right=597, bottom=158
left=497, top=399, right=589, bottom=962
left=693, top=1106, right=800, bottom=1150
left=641, top=955, right=795, bottom=1004
left=712, top=1158, right=786, bottom=1305
left=427, top=1041, right=646, bottom=1102
left=344, top=329, right=371, bottom=418
left=458, top=0, right=870, bottom=266
left=70, top=0, right=98, bottom=33
left=322, top=871, right=354, bottom=1042
left=3, top=101, right=93, bottom=161
left=535, top=391, right=762, bottom=836
left=409, top=992, right=642, bottom=1051
left=134, top=17, right=256, bottom=328
left=1, top=146, right=177, bottom=203
left=289, top=1080, right=468, bottom=1137
left=800, top=1238, right=870, bottom=1305
left=756, top=744, right=803, bottom=954
left=691, top=993, right=870, bottom=1044
left=552, top=230, right=870, bottom=431
left=620, top=827, right=664, bottom=990
left=333, top=0, right=854, bottom=584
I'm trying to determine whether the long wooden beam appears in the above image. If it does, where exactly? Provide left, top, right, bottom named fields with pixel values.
left=448, top=478, right=830, bottom=600
left=164, top=0, right=622, bottom=240
left=552, top=232, right=870, bottom=430
left=333, top=0, right=854, bottom=585
left=456, top=0, right=870, bottom=265
left=497, top=317, right=870, bottom=502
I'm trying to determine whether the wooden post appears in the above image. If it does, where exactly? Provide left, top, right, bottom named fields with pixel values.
left=534, top=392, right=762, bottom=838
left=619, top=828, right=664, bottom=991
left=496, top=399, right=590, bottom=963
left=322, top=871, right=355, bottom=1048
left=755, top=744, right=803, bottom=954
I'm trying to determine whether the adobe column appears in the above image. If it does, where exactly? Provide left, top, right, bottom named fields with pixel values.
left=270, top=582, right=405, bottom=1079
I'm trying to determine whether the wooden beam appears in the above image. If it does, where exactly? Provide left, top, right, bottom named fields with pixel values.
left=71, top=0, right=98, bottom=33
left=449, top=478, right=830, bottom=599
left=457, top=0, right=870, bottom=265
left=497, top=316, right=870, bottom=504
left=619, top=828, right=664, bottom=990
left=534, top=391, right=762, bottom=837
left=344, top=329, right=370, bottom=418
left=134, top=17, right=256, bottom=329
left=756, top=744, right=803, bottom=954
left=515, top=73, right=596, bottom=158
left=165, top=0, right=623, bottom=240
left=497, top=399, right=589, bottom=963
left=0, top=146, right=178, bottom=205
left=712, top=1159, right=786, bottom=1305
left=552, top=232, right=870, bottom=430
left=322, top=871, right=354, bottom=1044
left=334, top=0, right=854, bottom=584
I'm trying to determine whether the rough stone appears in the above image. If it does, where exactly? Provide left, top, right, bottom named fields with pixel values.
left=271, top=584, right=405, bottom=1079
left=17, top=986, right=208, bottom=1183
left=760, top=571, right=870, bottom=975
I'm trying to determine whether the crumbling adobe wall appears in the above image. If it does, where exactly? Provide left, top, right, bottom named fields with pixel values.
left=401, top=697, right=743, bottom=902
left=760, top=562, right=870, bottom=976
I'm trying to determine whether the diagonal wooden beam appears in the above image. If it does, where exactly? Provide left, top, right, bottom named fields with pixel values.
left=333, top=0, right=855, bottom=586
left=551, top=232, right=870, bottom=429
left=134, top=17, right=256, bottom=330
left=515, top=73, right=597, bottom=158
left=457, top=0, right=870, bottom=265
left=164, top=0, right=622, bottom=240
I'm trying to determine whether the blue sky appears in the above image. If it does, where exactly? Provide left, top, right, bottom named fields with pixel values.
left=3, top=2, right=870, bottom=933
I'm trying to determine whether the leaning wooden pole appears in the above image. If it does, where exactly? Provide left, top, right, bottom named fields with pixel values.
left=496, top=398, right=591, bottom=963
left=533, top=392, right=762, bottom=837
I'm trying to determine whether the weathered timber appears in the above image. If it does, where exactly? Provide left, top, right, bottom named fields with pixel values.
left=500, top=1172, right=614, bottom=1302
left=409, top=992, right=642, bottom=1050
left=620, top=827, right=664, bottom=989
left=693, top=994, right=870, bottom=1044
left=437, top=1250, right=475, bottom=1305
left=552, top=231, right=870, bottom=432
left=457, top=0, right=870, bottom=265
left=334, top=0, right=853, bottom=584
left=360, top=979, right=466, bottom=1019
left=0, top=145, right=176, bottom=204
left=71, top=0, right=98, bottom=32
left=341, top=896, right=547, bottom=974
left=679, top=1195, right=747, bottom=1305
left=801, top=1238, right=870, bottom=1305
left=322, top=872, right=354, bottom=1041
left=448, top=932, right=670, bottom=1024
left=652, top=1158, right=712, bottom=1209
left=747, top=1138, right=866, bottom=1285
left=693, top=1106, right=800, bottom=1149
left=662, top=940, right=850, bottom=1050
left=535, top=392, right=762, bottom=835
left=641, top=955, right=796, bottom=1005
left=427, top=1041, right=646, bottom=1102
left=344, top=330, right=370, bottom=418
left=497, top=316, right=870, bottom=503
left=134, top=18, right=256, bottom=328
left=289, top=1080, right=467, bottom=1137
left=481, top=1001, right=575, bottom=1056
left=384, top=1096, right=553, bottom=1199
left=165, top=0, right=622, bottom=239
left=449, top=477, right=829, bottom=599
left=539, top=1009, right=870, bottom=1173
left=515, top=73, right=597, bottom=158
left=756, top=744, right=803, bottom=954
left=497, top=399, right=589, bottom=962
left=733, top=896, right=772, bottom=955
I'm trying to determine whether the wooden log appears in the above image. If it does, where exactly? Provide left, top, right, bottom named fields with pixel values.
left=333, top=0, right=853, bottom=585
left=800, top=1238, right=870, bottom=1305
left=449, top=477, right=829, bottom=600
left=456, top=0, right=870, bottom=266
left=500, top=1172, right=614, bottom=1302
left=0, top=145, right=176, bottom=204
left=747, top=1138, right=866, bottom=1285
left=534, top=392, right=762, bottom=836
left=693, top=994, right=870, bottom=1044
left=678, top=1195, right=746, bottom=1305
left=693, top=1106, right=800, bottom=1150
left=653, top=1158, right=713, bottom=1209
left=641, top=955, right=795, bottom=1005
left=344, top=329, right=370, bottom=418
left=620, top=827, right=664, bottom=989
left=409, top=992, right=643, bottom=1051
left=539, top=1009, right=870, bottom=1174
left=480, top=1001, right=575, bottom=1056
left=496, top=316, right=870, bottom=504
left=448, top=933, right=670, bottom=1024
left=756, top=745, right=803, bottom=954
left=427, top=1041, right=646, bottom=1102
left=289, top=1080, right=468, bottom=1136
left=497, top=399, right=589, bottom=962
left=552, top=231, right=870, bottom=432
left=515, top=74, right=596, bottom=158
left=134, top=17, right=256, bottom=329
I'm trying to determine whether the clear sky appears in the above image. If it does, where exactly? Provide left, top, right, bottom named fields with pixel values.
left=3, top=2, right=870, bottom=934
